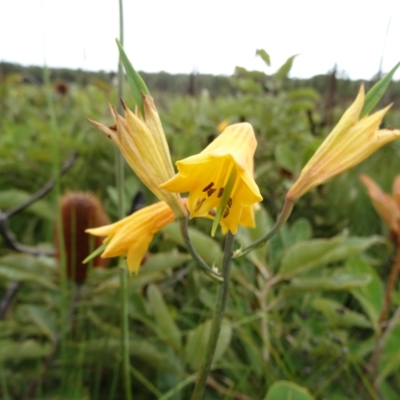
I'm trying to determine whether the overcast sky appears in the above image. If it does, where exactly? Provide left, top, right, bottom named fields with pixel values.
left=1, top=0, right=400, bottom=79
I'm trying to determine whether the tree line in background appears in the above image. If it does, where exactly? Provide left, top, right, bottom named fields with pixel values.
left=2, top=61, right=400, bottom=105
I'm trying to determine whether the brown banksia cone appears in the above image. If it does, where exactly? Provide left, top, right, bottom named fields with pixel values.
left=54, top=192, right=110, bottom=284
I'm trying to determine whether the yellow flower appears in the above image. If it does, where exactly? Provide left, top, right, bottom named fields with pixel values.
left=160, top=123, right=263, bottom=234
left=360, top=174, right=400, bottom=235
left=86, top=199, right=186, bottom=274
left=287, top=86, right=400, bottom=202
left=88, top=95, right=184, bottom=218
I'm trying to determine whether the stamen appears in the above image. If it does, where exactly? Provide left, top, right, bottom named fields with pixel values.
left=223, top=207, right=230, bottom=218
left=207, top=188, right=217, bottom=197
left=228, top=198, right=232, bottom=208
left=208, top=209, right=216, bottom=217
left=194, top=198, right=206, bottom=212
left=202, top=182, right=214, bottom=192
left=217, top=188, right=224, bottom=198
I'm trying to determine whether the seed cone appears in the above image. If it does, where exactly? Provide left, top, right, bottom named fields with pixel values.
left=54, top=192, right=110, bottom=284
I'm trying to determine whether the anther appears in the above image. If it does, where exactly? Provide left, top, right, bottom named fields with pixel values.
left=195, top=198, right=206, bottom=212
left=223, top=207, right=230, bottom=218
left=207, top=188, right=217, bottom=197
left=217, top=188, right=224, bottom=198
left=202, top=182, right=214, bottom=192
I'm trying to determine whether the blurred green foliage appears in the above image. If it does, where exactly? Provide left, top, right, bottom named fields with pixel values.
left=1, top=52, right=400, bottom=399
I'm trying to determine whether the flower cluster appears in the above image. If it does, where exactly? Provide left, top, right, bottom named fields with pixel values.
left=87, top=69, right=400, bottom=274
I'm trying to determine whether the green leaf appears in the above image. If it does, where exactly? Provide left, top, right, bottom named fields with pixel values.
left=0, top=340, right=52, bottom=361
left=139, top=252, right=191, bottom=275
left=275, top=55, right=298, bottom=80
left=275, top=143, right=298, bottom=173
left=347, top=258, right=383, bottom=331
left=82, top=242, right=107, bottom=264
left=0, top=265, right=57, bottom=290
left=289, top=218, right=313, bottom=244
left=281, top=273, right=371, bottom=296
left=360, top=61, right=400, bottom=117
left=378, top=322, right=400, bottom=382
left=147, top=285, right=181, bottom=352
left=312, top=297, right=371, bottom=328
left=256, top=49, right=271, bottom=66
left=279, top=235, right=382, bottom=278
left=0, top=189, right=53, bottom=220
left=21, top=305, right=57, bottom=342
left=184, top=318, right=232, bottom=371
left=115, top=39, right=150, bottom=117
left=264, top=381, right=315, bottom=400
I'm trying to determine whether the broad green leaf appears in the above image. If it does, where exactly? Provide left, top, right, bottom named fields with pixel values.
left=116, top=39, right=150, bottom=117
left=347, top=258, right=383, bottom=331
left=378, top=322, right=400, bottom=382
left=287, top=88, right=320, bottom=101
left=275, top=143, right=297, bottom=173
left=361, top=61, right=400, bottom=118
left=256, top=49, right=271, bottom=66
left=275, top=54, right=298, bottom=80
left=281, top=273, right=371, bottom=296
left=289, top=218, right=312, bottom=244
left=0, top=265, right=57, bottom=290
left=147, top=285, right=181, bottom=352
left=312, top=298, right=371, bottom=329
left=184, top=318, right=232, bottom=371
left=139, top=250, right=192, bottom=276
left=162, top=222, right=223, bottom=266
left=20, top=305, right=56, bottom=341
left=264, top=381, right=315, bottom=400
left=82, top=338, right=178, bottom=372
left=0, top=189, right=53, bottom=220
left=0, top=340, right=52, bottom=361
left=279, top=235, right=382, bottom=278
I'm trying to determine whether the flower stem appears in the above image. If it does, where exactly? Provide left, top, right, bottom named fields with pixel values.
left=233, top=197, right=294, bottom=259
left=116, top=1, right=132, bottom=399
left=191, top=232, right=235, bottom=400
left=178, top=216, right=223, bottom=282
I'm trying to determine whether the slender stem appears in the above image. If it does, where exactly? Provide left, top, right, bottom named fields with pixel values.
left=233, top=197, right=294, bottom=259
left=191, top=232, right=235, bottom=400
left=178, top=216, right=223, bottom=282
left=42, top=49, right=69, bottom=391
left=116, top=1, right=132, bottom=399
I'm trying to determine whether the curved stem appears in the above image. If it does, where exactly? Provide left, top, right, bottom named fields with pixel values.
left=233, top=197, right=294, bottom=259
left=178, top=216, right=223, bottom=282
left=191, top=232, right=235, bottom=400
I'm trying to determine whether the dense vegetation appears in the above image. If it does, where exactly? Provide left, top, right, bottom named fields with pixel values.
left=1, top=54, right=400, bottom=399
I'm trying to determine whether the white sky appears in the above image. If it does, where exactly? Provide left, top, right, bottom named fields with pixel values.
left=1, top=0, right=400, bottom=79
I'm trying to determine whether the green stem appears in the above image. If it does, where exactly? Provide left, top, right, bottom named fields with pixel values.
left=116, top=1, right=132, bottom=399
left=42, top=53, right=69, bottom=391
left=233, top=197, right=294, bottom=259
left=191, top=232, right=235, bottom=400
left=178, top=216, right=223, bottom=282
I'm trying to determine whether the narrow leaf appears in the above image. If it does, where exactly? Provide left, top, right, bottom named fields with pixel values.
left=256, top=49, right=271, bottom=66
left=361, top=61, right=400, bottom=117
left=83, top=242, right=107, bottom=264
left=115, top=38, right=150, bottom=117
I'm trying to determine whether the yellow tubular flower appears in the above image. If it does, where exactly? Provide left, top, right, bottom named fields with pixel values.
left=360, top=174, right=400, bottom=234
left=86, top=200, right=186, bottom=274
left=287, top=86, right=400, bottom=202
left=88, top=95, right=184, bottom=218
left=160, top=123, right=263, bottom=234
